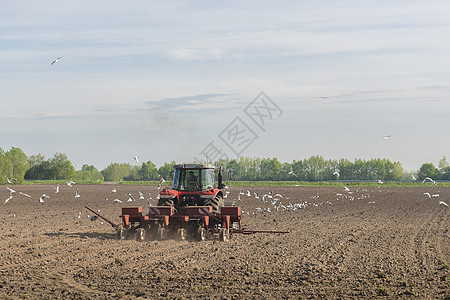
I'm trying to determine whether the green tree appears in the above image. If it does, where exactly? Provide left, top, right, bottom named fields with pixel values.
left=158, top=161, right=177, bottom=181
left=138, top=161, right=158, bottom=181
left=0, top=148, right=7, bottom=184
left=417, top=163, right=439, bottom=180
left=438, top=156, right=449, bottom=171
left=5, top=147, right=30, bottom=184
left=75, top=164, right=104, bottom=181
left=50, top=153, right=75, bottom=180
left=391, top=161, right=404, bottom=181
left=101, top=163, right=131, bottom=182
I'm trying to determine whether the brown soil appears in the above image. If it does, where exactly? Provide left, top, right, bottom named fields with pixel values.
left=1, top=184, right=449, bottom=299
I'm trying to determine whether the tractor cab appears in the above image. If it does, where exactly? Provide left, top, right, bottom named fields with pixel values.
left=172, top=164, right=216, bottom=191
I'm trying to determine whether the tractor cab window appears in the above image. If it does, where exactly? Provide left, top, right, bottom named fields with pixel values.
left=186, top=170, right=200, bottom=190
left=172, top=168, right=215, bottom=191
left=172, top=169, right=181, bottom=190
left=201, top=168, right=214, bottom=190
left=173, top=169, right=200, bottom=191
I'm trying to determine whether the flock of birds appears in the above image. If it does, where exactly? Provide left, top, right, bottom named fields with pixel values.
left=3, top=180, right=81, bottom=205
left=3, top=174, right=448, bottom=221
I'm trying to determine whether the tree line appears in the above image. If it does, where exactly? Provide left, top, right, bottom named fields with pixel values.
left=1, top=147, right=449, bottom=184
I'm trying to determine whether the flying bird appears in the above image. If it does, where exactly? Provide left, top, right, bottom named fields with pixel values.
left=439, top=200, right=448, bottom=207
left=378, top=180, right=384, bottom=184
left=52, top=184, right=60, bottom=193
left=4, top=176, right=17, bottom=184
left=159, top=174, right=165, bottom=184
left=422, top=177, right=436, bottom=185
left=6, top=187, right=16, bottom=198
left=411, top=174, right=417, bottom=181
left=423, top=192, right=431, bottom=199
left=113, top=199, right=122, bottom=204
left=51, top=56, right=62, bottom=66
left=39, top=194, right=49, bottom=203
left=127, top=192, right=134, bottom=202
left=4, top=195, right=13, bottom=205
left=333, top=171, right=340, bottom=178
left=19, top=192, right=31, bottom=198
left=139, top=191, right=144, bottom=200
left=134, top=156, right=139, bottom=164
left=288, top=171, right=298, bottom=178
left=75, top=188, right=80, bottom=198
left=66, top=181, right=75, bottom=187
left=382, top=135, right=392, bottom=140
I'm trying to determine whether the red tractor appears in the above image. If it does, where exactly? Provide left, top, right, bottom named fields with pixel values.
left=84, top=163, right=288, bottom=241
left=158, top=163, right=225, bottom=213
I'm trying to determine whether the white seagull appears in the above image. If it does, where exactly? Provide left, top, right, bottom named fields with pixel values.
left=19, top=191, right=31, bottom=198
left=127, top=192, right=134, bottom=202
left=411, top=174, right=417, bottom=181
left=422, top=177, right=436, bottom=185
left=39, top=194, right=49, bottom=203
left=139, top=191, right=144, bottom=200
left=134, top=156, right=139, bottom=164
left=288, top=171, right=298, bottom=178
left=51, top=57, right=62, bottom=66
left=52, top=184, right=60, bottom=193
left=75, top=188, right=80, bottom=198
left=159, top=174, right=165, bottom=184
left=113, top=199, right=122, bottom=204
left=111, top=187, right=117, bottom=193
left=423, top=192, right=431, bottom=199
left=66, top=181, right=75, bottom=187
left=382, top=135, right=392, bottom=140
left=4, top=195, right=13, bottom=204
left=439, top=200, right=448, bottom=207
left=333, top=171, right=340, bottom=178
left=4, top=176, right=17, bottom=184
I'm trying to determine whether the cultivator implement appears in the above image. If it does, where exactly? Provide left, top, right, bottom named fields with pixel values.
left=85, top=205, right=288, bottom=242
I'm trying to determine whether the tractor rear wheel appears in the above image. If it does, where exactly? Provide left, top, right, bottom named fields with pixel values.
left=116, top=225, right=127, bottom=240
left=156, top=227, right=166, bottom=240
left=177, top=228, right=187, bottom=241
left=219, top=228, right=229, bottom=242
left=196, top=226, right=206, bottom=241
left=203, top=194, right=224, bottom=214
left=136, top=228, right=146, bottom=242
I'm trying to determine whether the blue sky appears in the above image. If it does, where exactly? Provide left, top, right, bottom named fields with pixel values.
left=1, top=1, right=449, bottom=171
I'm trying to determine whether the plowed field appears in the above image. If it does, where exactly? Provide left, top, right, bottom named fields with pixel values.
left=1, top=184, right=449, bottom=299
